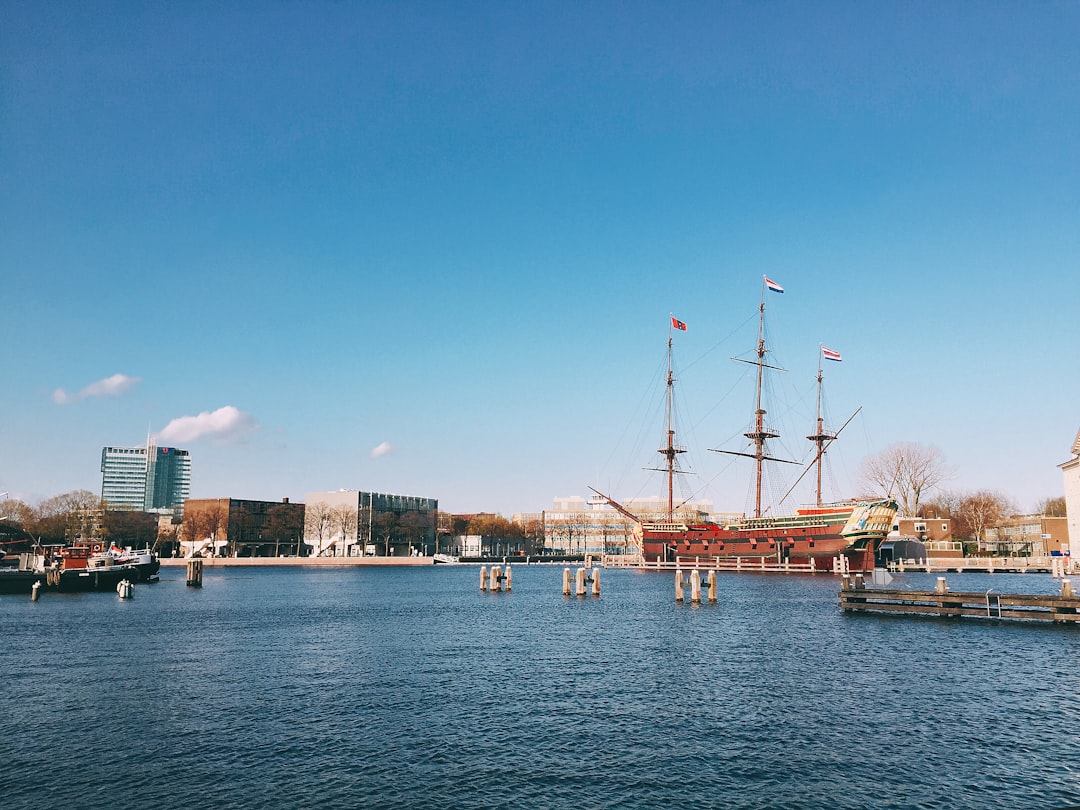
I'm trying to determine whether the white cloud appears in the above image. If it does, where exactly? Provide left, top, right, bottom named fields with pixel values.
left=155, top=405, right=258, bottom=445
left=370, top=441, right=394, bottom=459
left=52, top=373, right=141, bottom=404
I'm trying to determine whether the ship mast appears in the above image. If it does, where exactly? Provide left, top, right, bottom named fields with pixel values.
left=806, top=349, right=836, bottom=508
left=710, top=277, right=795, bottom=518
left=659, top=335, right=685, bottom=522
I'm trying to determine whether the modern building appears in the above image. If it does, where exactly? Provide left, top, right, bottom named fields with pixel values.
left=304, top=489, right=438, bottom=557
left=982, top=515, right=1070, bottom=557
left=181, top=497, right=305, bottom=558
left=101, top=442, right=191, bottom=514
left=1059, top=427, right=1080, bottom=552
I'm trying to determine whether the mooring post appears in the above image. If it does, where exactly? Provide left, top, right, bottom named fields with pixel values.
left=480, top=566, right=488, bottom=592
left=935, top=577, right=949, bottom=594
left=31, top=581, right=41, bottom=601
left=186, top=558, right=203, bottom=587
left=809, top=557, right=815, bottom=573
left=690, top=569, right=702, bottom=604
left=854, top=574, right=865, bottom=590
left=490, top=565, right=502, bottom=592
left=591, top=567, right=600, bottom=597
left=504, top=565, right=512, bottom=591
left=707, top=570, right=717, bottom=603
left=562, top=567, right=571, bottom=595
left=575, top=567, right=587, bottom=597
left=1063, top=579, right=1074, bottom=598
left=675, top=568, right=684, bottom=602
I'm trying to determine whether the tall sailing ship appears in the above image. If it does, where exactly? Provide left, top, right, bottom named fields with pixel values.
left=592, top=277, right=897, bottom=573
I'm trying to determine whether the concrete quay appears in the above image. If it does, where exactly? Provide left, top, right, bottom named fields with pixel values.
left=159, top=556, right=434, bottom=568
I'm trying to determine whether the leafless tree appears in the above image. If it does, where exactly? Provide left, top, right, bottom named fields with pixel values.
left=330, top=504, right=358, bottom=555
left=954, top=490, right=1015, bottom=544
left=1036, top=496, right=1066, bottom=517
left=180, top=510, right=207, bottom=554
left=305, top=502, right=333, bottom=556
left=858, top=442, right=952, bottom=516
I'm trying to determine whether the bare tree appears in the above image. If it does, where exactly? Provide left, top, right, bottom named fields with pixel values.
left=305, top=502, right=333, bottom=556
left=32, top=489, right=102, bottom=543
left=1036, top=496, right=1066, bottom=517
left=398, top=511, right=431, bottom=555
left=859, top=443, right=952, bottom=516
left=330, top=504, right=358, bottom=556
left=180, top=510, right=207, bottom=555
left=954, top=490, right=1014, bottom=546
left=374, top=511, right=399, bottom=556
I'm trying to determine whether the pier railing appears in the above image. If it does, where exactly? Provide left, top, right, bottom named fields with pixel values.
left=888, top=555, right=1076, bottom=575
left=602, top=554, right=825, bottom=574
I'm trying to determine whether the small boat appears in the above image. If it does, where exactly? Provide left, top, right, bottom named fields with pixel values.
left=433, top=553, right=461, bottom=565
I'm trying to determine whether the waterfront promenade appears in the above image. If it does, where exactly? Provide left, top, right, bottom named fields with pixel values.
left=159, top=555, right=434, bottom=567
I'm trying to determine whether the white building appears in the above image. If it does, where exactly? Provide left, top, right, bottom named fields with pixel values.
left=1059, top=428, right=1080, bottom=554
left=304, top=489, right=437, bottom=557
left=514, top=494, right=741, bottom=556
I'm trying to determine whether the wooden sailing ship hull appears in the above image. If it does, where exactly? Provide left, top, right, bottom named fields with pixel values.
left=636, top=500, right=898, bottom=572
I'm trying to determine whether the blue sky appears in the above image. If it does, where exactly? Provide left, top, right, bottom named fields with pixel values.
left=2, top=1, right=1078, bottom=517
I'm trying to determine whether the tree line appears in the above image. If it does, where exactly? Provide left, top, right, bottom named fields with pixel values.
left=858, top=442, right=1066, bottom=544
left=0, top=490, right=161, bottom=548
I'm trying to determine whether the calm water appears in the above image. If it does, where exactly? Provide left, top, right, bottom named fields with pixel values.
left=1, top=565, right=1078, bottom=809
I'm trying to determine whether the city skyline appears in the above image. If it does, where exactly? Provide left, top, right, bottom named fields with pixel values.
left=3, top=3, right=1078, bottom=517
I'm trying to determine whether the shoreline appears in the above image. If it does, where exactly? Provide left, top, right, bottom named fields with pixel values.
left=159, top=556, right=434, bottom=567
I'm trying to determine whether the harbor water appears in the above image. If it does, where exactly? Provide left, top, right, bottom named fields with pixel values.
left=1, top=565, right=1078, bottom=809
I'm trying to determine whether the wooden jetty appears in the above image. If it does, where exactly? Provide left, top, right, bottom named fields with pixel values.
left=839, top=575, right=1080, bottom=624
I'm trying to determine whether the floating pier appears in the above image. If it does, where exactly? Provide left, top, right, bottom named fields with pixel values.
left=839, top=575, right=1080, bottom=623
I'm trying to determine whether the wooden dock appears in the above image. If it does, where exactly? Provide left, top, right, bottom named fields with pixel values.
left=839, top=575, right=1080, bottom=624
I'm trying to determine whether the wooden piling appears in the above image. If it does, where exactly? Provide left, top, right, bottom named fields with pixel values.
left=675, top=568, right=684, bottom=602
left=591, top=567, right=600, bottom=597
left=186, top=558, right=203, bottom=587
left=505, top=565, right=512, bottom=592
left=490, top=565, right=502, bottom=592
left=575, top=567, right=587, bottom=597
left=31, top=581, right=41, bottom=601
left=707, top=570, right=717, bottom=603
left=562, top=567, right=571, bottom=595
left=689, top=569, right=701, bottom=603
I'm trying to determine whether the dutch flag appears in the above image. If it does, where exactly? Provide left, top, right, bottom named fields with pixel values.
left=764, top=276, right=784, bottom=294
left=822, top=346, right=842, bottom=362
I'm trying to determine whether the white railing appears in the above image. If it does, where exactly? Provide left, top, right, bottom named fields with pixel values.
left=889, top=555, right=1076, bottom=574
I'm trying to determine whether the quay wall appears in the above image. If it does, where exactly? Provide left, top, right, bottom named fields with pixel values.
left=159, top=556, right=433, bottom=568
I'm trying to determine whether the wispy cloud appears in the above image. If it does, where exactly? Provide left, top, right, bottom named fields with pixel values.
left=370, top=441, right=394, bottom=459
left=52, top=373, right=141, bottom=404
left=155, top=405, right=258, bottom=445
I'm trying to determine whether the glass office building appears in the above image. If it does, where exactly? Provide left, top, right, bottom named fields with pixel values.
left=101, top=443, right=191, bottom=513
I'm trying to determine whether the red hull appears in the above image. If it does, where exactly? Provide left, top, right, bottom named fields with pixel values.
left=635, top=501, right=897, bottom=573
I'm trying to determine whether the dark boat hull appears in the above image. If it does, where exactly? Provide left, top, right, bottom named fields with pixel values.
left=0, top=560, right=159, bottom=595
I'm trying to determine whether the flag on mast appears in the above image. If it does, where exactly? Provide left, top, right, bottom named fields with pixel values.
left=764, top=276, right=784, bottom=294
left=822, top=346, right=842, bottom=362
left=671, top=316, right=687, bottom=331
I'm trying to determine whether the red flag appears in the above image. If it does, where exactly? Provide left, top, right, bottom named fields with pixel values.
left=671, top=316, right=687, bottom=331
